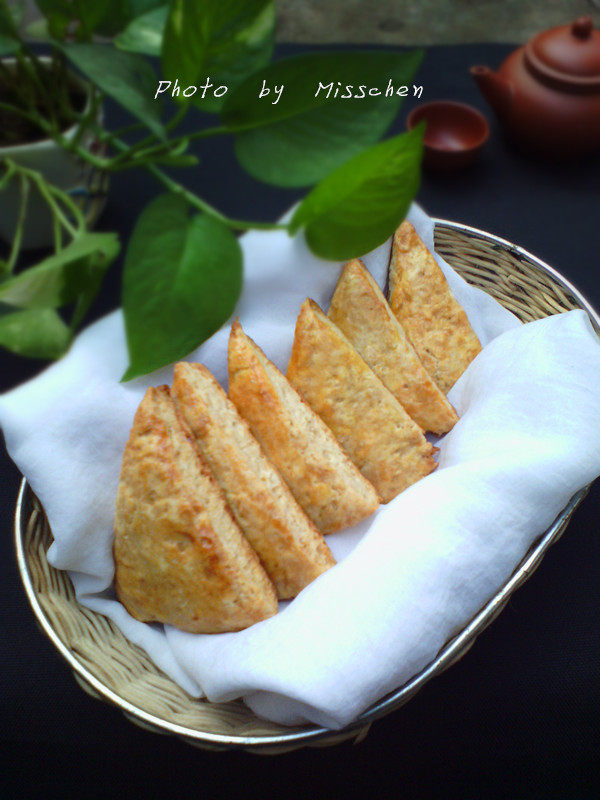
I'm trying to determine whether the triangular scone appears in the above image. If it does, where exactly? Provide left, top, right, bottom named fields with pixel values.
left=389, top=221, right=482, bottom=394
left=288, top=300, right=437, bottom=503
left=227, top=320, right=379, bottom=534
left=329, top=259, right=458, bottom=435
left=172, top=362, right=335, bottom=599
left=114, top=385, right=278, bottom=633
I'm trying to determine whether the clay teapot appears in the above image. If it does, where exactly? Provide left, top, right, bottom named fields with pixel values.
left=471, top=16, right=600, bottom=158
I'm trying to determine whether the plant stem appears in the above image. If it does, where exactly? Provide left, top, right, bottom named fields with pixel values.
left=46, top=181, right=86, bottom=232
left=55, top=121, right=289, bottom=232
left=5, top=159, right=85, bottom=238
left=25, top=44, right=64, bottom=124
left=52, top=204, right=63, bottom=253
left=0, top=100, right=46, bottom=129
left=6, top=173, right=29, bottom=273
left=166, top=104, right=188, bottom=132
left=106, top=122, right=225, bottom=169
left=113, top=124, right=229, bottom=166
left=71, top=86, right=104, bottom=151
left=151, top=124, right=230, bottom=151
left=0, top=160, right=16, bottom=193
left=97, top=121, right=145, bottom=139
left=41, top=46, right=77, bottom=127
left=33, top=178, right=78, bottom=238
left=144, top=163, right=287, bottom=231
left=5, top=104, right=288, bottom=233
left=112, top=105, right=190, bottom=159
left=11, top=56, right=36, bottom=117
left=0, top=59, right=14, bottom=87
left=15, top=48, right=57, bottom=130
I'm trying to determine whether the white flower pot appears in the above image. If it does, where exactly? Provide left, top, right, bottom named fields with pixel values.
left=0, top=57, right=109, bottom=250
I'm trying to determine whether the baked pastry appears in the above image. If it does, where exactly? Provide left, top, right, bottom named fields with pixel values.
left=287, top=299, right=437, bottom=503
left=388, top=221, right=482, bottom=394
left=227, top=320, right=379, bottom=533
left=113, top=385, right=278, bottom=633
left=172, top=362, right=336, bottom=599
left=328, top=258, right=458, bottom=435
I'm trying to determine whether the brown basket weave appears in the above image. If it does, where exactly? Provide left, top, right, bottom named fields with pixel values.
left=14, top=219, right=599, bottom=753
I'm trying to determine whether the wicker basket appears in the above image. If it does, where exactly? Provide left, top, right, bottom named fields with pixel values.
left=14, top=219, right=600, bottom=754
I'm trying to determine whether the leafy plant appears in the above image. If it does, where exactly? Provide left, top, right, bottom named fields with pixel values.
left=0, top=0, right=425, bottom=379
left=0, top=157, right=120, bottom=356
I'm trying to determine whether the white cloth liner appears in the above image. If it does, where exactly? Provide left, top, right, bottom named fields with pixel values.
left=2, top=204, right=600, bottom=729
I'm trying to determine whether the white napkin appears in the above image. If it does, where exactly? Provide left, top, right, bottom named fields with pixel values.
left=2, top=205, right=600, bottom=729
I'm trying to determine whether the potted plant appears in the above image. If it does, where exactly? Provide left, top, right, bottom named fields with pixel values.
left=0, top=52, right=108, bottom=249
left=0, top=0, right=425, bottom=376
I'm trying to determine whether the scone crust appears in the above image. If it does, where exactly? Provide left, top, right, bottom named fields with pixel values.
left=329, top=258, right=458, bottom=435
left=288, top=300, right=437, bottom=503
left=114, top=385, right=277, bottom=633
left=172, top=362, right=335, bottom=599
left=227, top=320, right=379, bottom=533
left=389, top=221, right=482, bottom=394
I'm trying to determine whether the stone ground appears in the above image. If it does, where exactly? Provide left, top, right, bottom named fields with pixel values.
left=276, top=0, right=600, bottom=44
left=18, top=1, right=600, bottom=44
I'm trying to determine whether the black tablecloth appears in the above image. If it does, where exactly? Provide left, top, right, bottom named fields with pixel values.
left=1, top=44, right=599, bottom=799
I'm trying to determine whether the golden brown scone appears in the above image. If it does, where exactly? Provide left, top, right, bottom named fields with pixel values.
left=388, top=221, right=482, bottom=394
left=114, top=385, right=278, bottom=633
left=288, top=300, right=437, bottom=503
left=172, top=362, right=335, bottom=599
left=329, top=259, right=458, bottom=435
left=227, top=320, right=379, bottom=534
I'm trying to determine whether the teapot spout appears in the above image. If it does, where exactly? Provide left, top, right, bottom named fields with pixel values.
left=470, top=65, right=513, bottom=120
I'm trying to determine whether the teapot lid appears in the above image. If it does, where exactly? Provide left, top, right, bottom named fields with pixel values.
left=526, top=16, right=600, bottom=89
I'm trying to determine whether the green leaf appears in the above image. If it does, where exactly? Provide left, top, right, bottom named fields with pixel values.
left=68, top=247, right=116, bottom=332
left=129, top=0, right=164, bottom=16
left=0, top=31, right=17, bottom=55
left=221, top=49, right=423, bottom=188
left=290, top=124, right=424, bottom=261
left=161, top=0, right=274, bottom=113
left=35, top=0, right=133, bottom=38
left=0, top=307, right=71, bottom=358
left=75, top=0, right=133, bottom=38
left=153, top=152, right=199, bottom=167
left=0, top=0, right=20, bottom=53
left=63, top=43, right=165, bottom=139
left=122, top=193, right=242, bottom=380
left=35, top=0, right=72, bottom=39
left=0, top=232, right=120, bottom=308
left=114, top=5, right=167, bottom=56
left=0, top=0, right=18, bottom=33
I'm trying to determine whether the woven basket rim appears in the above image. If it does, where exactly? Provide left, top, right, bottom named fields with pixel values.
left=13, top=217, right=600, bottom=749
left=435, top=219, right=600, bottom=326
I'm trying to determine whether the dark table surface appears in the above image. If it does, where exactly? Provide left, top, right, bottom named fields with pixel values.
left=1, top=43, right=599, bottom=799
